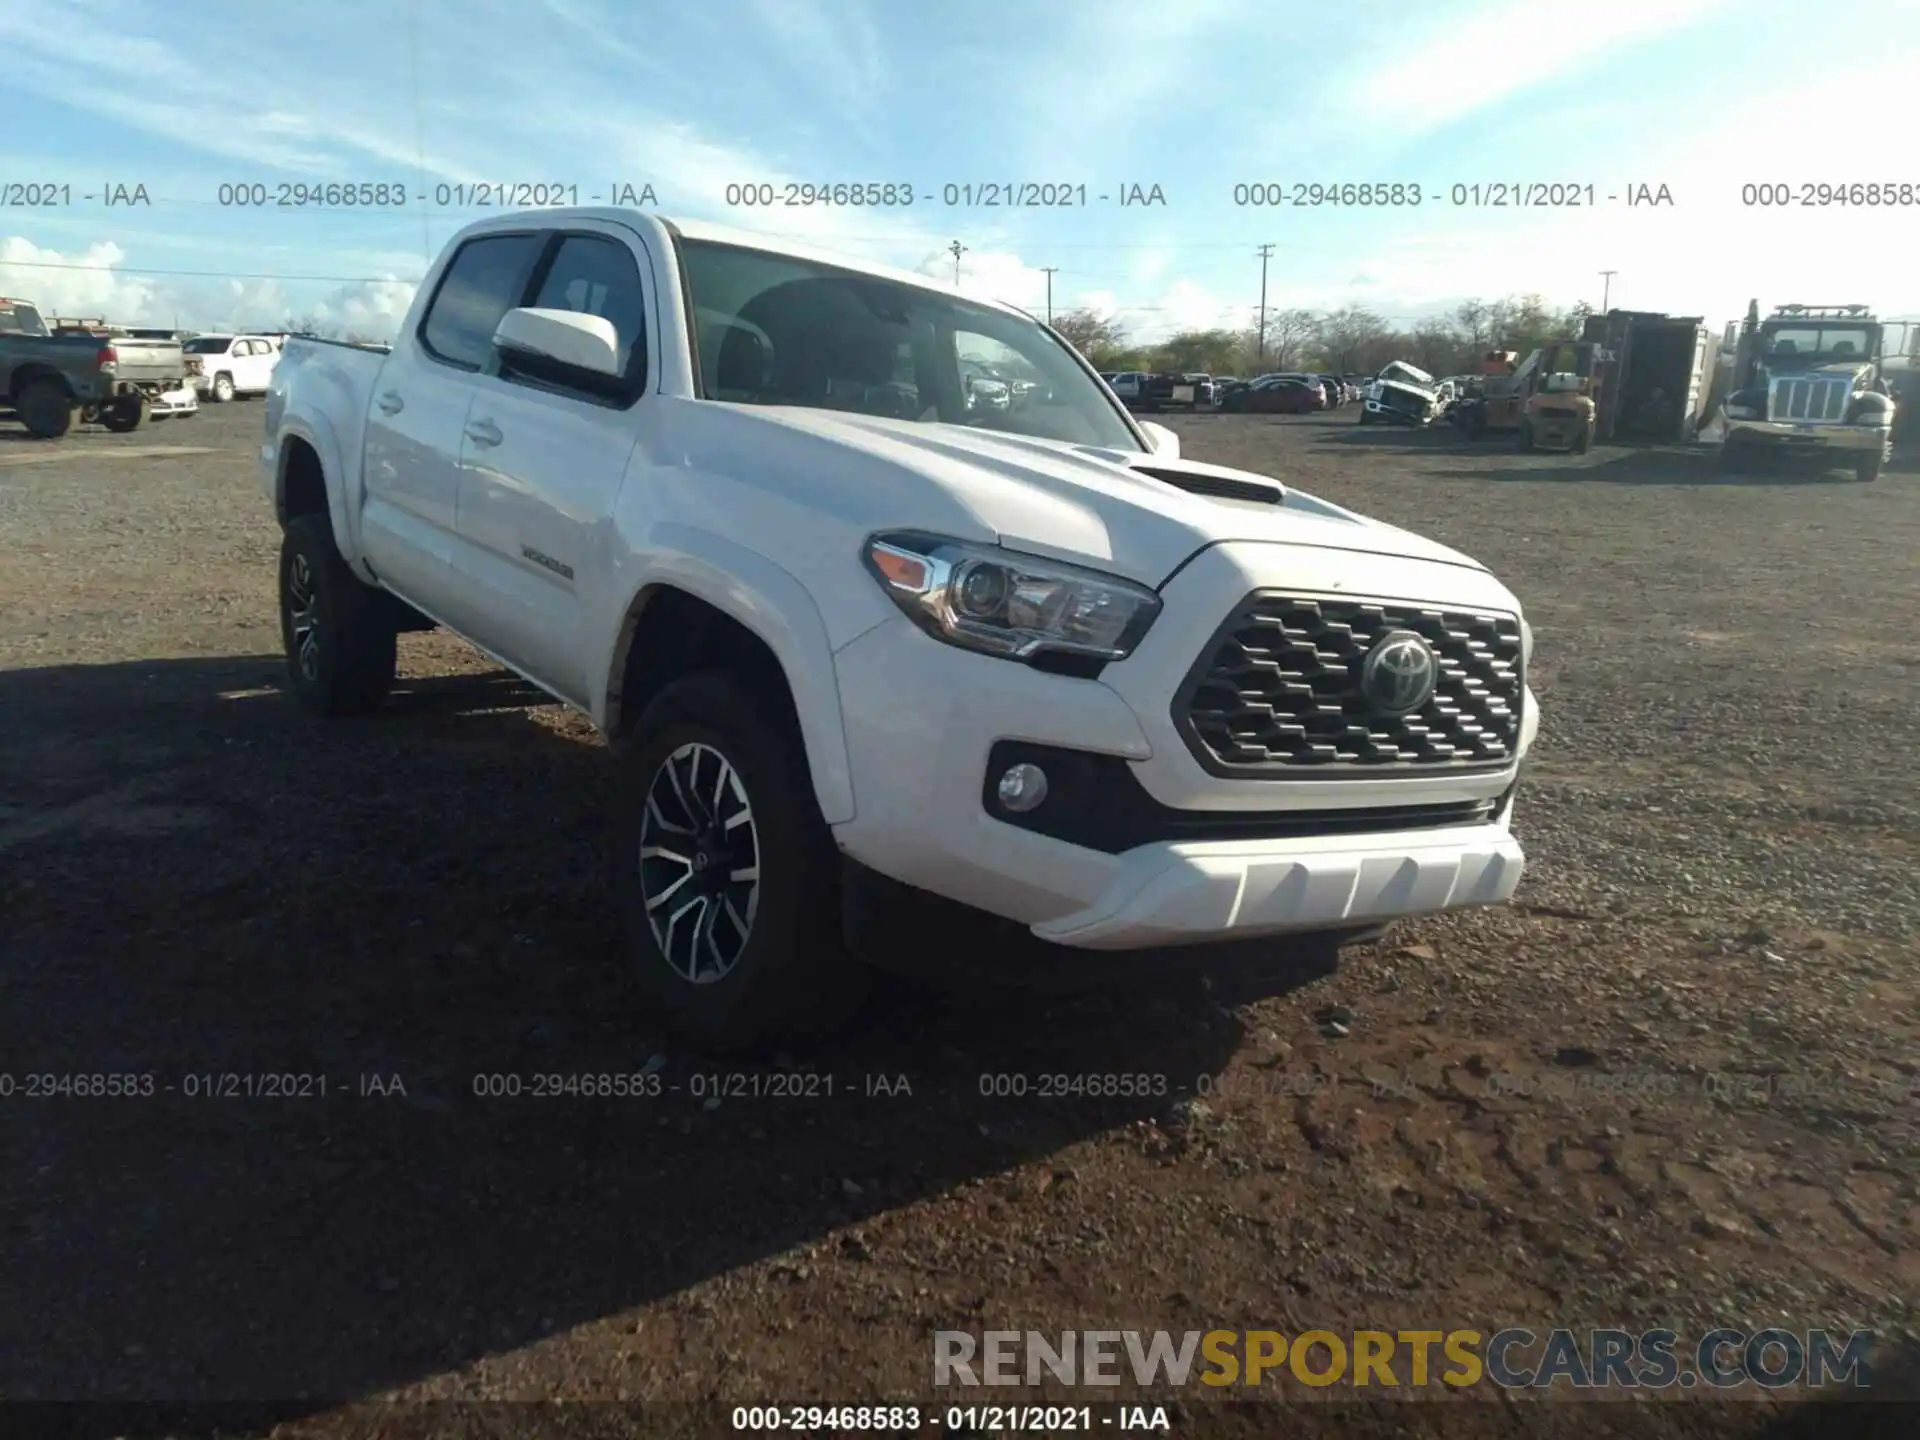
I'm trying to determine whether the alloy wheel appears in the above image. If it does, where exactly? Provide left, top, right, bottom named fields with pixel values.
left=637, top=741, right=760, bottom=984
left=286, top=552, right=321, bottom=682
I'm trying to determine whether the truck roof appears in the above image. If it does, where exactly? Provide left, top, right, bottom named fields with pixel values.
left=450, top=207, right=1036, bottom=326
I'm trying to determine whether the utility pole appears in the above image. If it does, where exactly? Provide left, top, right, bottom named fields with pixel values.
left=1255, top=244, right=1275, bottom=364
left=1040, top=266, right=1058, bottom=325
left=1599, top=270, right=1617, bottom=313
left=949, top=241, right=967, bottom=286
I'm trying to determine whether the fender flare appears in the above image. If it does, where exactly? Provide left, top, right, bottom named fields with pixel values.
left=274, top=412, right=364, bottom=576
left=607, top=523, right=859, bottom=825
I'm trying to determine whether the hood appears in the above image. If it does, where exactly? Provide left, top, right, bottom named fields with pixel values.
left=723, top=407, right=1488, bottom=586
left=1764, top=359, right=1871, bottom=381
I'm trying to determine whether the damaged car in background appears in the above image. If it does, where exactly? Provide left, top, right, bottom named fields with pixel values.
left=1358, top=360, right=1442, bottom=426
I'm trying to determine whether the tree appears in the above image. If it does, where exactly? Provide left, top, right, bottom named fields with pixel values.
left=1257, top=307, right=1318, bottom=372
left=1157, top=327, right=1243, bottom=375
left=1313, top=306, right=1390, bottom=373
left=1049, top=307, right=1132, bottom=368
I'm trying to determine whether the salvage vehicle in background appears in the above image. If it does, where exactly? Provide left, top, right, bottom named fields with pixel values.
left=1219, top=375, right=1325, bottom=414
left=184, top=333, right=283, bottom=402
left=262, top=206, right=1539, bottom=1048
left=0, top=295, right=190, bottom=437
left=1720, top=304, right=1894, bottom=482
left=1358, top=361, right=1440, bottom=425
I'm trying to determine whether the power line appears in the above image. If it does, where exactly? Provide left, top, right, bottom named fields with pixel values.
left=1039, top=265, right=1058, bottom=324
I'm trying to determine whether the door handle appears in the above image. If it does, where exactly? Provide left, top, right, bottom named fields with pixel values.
left=376, top=390, right=404, bottom=415
left=464, top=418, right=503, bottom=448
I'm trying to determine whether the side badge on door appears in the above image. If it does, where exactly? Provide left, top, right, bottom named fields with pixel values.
left=521, top=545, right=575, bottom=582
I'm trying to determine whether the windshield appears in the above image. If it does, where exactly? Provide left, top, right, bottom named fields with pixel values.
left=183, top=337, right=231, bottom=353
left=1761, top=324, right=1875, bottom=359
left=676, top=239, right=1142, bottom=450
left=1, top=301, right=49, bottom=336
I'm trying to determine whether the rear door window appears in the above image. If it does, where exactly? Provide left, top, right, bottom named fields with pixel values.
left=419, top=233, right=544, bottom=371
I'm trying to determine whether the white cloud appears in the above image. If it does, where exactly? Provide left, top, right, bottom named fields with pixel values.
left=1337, top=0, right=1732, bottom=137
left=0, top=238, right=159, bottom=322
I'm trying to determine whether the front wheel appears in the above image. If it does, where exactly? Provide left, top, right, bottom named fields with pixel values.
left=1357, top=407, right=1373, bottom=425
left=610, top=672, right=866, bottom=1051
left=211, top=373, right=235, bottom=402
left=1856, top=454, right=1883, bottom=482
left=101, top=392, right=148, bottom=433
left=278, top=515, right=397, bottom=716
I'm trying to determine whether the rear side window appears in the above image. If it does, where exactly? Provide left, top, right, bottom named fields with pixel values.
left=419, top=233, right=543, bottom=370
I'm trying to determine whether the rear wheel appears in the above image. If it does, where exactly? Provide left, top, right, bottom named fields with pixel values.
left=101, top=392, right=148, bottom=433
left=1573, top=418, right=1593, bottom=454
left=16, top=379, right=77, bottom=439
left=610, top=671, right=866, bottom=1051
left=278, top=514, right=397, bottom=716
left=1518, top=419, right=1536, bottom=452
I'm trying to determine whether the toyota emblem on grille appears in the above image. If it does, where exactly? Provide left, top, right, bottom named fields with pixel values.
left=1360, top=631, right=1437, bottom=715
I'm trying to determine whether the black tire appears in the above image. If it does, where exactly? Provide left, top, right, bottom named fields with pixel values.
left=16, top=378, right=77, bottom=439
left=277, top=514, right=397, bottom=716
left=1856, top=454, right=1883, bottom=483
left=1357, top=407, right=1373, bottom=425
left=1518, top=419, right=1536, bottom=452
left=609, top=671, right=866, bottom=1051
left=1573, top=419, right=1592, bottom=454
left=101, top=392, right=148, bottom=433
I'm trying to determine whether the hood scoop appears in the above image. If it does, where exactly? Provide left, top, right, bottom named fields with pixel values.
left=1127, top=463, right=1287, bottom=505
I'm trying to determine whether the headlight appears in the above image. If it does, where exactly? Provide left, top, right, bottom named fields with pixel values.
left=1520, top=617, right=1534, bottom=667
left=1724, top=403, right=1760, bottom=420
left=863, top=531, right=1162, bottom=663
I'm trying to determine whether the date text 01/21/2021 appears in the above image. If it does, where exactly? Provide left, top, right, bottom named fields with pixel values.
left=1228, top=181, right=1676, bottom=208
left=721, top=182, right=1168, bottom=208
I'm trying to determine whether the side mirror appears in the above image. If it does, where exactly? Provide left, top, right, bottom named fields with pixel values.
left=1140, top=420, right=1180, bottom=458
left=493, top=307, right=621, bottom=377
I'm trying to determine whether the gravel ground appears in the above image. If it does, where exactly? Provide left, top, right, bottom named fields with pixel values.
left=1, top=401, right=1916, bottom=1439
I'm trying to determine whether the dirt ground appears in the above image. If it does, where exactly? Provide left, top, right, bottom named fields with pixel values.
left=2, top=401, right=1917, bottom=1439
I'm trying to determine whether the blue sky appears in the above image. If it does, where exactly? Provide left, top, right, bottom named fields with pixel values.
left=4, top=0, right=1920, bottom=339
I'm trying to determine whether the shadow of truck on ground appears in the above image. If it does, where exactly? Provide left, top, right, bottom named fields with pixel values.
left=0, top=654, right=1299, bottom=1418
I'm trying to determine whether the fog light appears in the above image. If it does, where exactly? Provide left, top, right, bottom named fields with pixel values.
left=996, top=762, right=1048, bottom=812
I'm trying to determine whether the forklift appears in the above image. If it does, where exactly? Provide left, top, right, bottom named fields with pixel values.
left=1452, top=341, right=1604, bottom=451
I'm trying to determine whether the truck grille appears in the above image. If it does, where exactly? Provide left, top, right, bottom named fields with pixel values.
left=1770, top=377, right=1849, bottom=422
left=1174, top=593, right=1524, bottom=775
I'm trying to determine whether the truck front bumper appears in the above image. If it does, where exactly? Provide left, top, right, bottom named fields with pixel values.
left=828, top=544, right=1536, bottom=954
left=1363, top=398, right=1428, bottom=425
left=1725, top=418, right=1890, bottom=458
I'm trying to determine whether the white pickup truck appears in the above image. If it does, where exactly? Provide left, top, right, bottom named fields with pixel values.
left=262, top=208, right=1539, bottom=1047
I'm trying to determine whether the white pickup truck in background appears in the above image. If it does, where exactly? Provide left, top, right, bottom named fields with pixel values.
left=262, top=208, right=1539, bottom=1048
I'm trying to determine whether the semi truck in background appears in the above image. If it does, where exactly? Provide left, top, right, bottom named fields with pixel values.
left=1719, top=303, right=1896, bottom=482
left=1879, top=317, right=1920, bottom=442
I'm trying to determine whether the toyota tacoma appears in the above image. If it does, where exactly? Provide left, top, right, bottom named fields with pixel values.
left=262, top=209, right=1540, bottom=1047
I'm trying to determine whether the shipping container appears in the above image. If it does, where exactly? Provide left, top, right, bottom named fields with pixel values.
left=1581, top=309, right=1719, bottom=443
